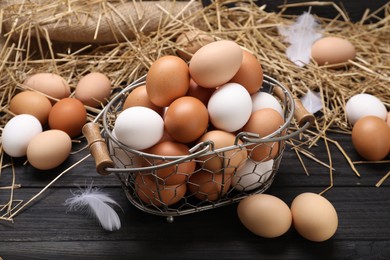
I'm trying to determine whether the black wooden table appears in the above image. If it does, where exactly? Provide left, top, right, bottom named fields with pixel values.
left=1, top=1, right=389, bottom=259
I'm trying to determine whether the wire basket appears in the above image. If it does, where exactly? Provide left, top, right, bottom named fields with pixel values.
left=83, top=74, right=313, bottom=222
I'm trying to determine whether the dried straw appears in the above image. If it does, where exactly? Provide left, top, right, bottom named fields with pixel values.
left=0, top=0, right=389, bottom=219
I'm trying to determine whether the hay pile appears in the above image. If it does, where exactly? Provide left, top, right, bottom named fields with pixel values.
left=0, top=0, right=389, bottom=220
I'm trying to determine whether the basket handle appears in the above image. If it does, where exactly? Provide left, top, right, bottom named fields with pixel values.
left=273, top=86, right=315, bottom=127
left=82, top=122, right=115, bottom=176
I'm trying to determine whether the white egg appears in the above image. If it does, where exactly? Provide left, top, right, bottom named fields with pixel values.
left=1, top=114, right=43, bottom=157
left=232, top=159, right=274, bottom=191
left=207, top=83, right=252, bottom=132
left=108, top=132, right=140, bottom=168
left=251, top=92, right=283, bottom=117
left=346, top=93, right=387, bottom=125
left=114, top=106, right=164, bottom=150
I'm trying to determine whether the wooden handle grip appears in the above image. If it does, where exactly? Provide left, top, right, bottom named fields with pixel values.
left=274, top=86, right=315, bottom=127
left=82, top=122, right=114, bottom=175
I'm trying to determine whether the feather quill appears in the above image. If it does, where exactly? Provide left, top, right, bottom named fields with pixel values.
left=300, top=89, right=323, bottom=114
left=278, top=11, right=322, bottom=67
left=65, top=185, right=121, bottom=231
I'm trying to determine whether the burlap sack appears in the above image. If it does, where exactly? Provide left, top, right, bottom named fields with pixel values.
left=0, top=0, right=203, bottom=44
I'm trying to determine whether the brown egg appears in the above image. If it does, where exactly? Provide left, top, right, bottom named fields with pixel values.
left=23, top=73, right=70, bottom=102
left=187, top=170, right=232, bottom=201
left=243, top=108, right=284, bottom=162
left=146, top=55, right=190, bottom=107
left=144, top=141, right=196, bottom=185
left=311, top=36, right=356, bottom=68
left=135, top=174, right=186, bottom=207
left=386, top=112, right=390, bottom=128
left=75, top=72, right=112, bottom=108
left=123, top=85, right=164, bottom=115
left=197, top=130, right=248, bottom=175
left=352, top=116, right=390, bottom=161
left=237, top=194, right=292, bottom=238
left=176, top=30, right=215, bottom=61
left=9, top=91, right=52, bottom=125
left=229, top=49, right=263, bottom=94
left=26, top=129, right=72, bottom=170
left=291, top=193, right=338, bottom=242
left=48, top=98, right=87, bottom=138
left=189, top=40, right=243, bottom=88
left=186, top=79, right=215, bottom=106
left=164, top=96, right=209, bottom=143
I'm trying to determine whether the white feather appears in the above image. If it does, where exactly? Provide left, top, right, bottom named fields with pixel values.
left=278, top=12, right=322, bottom=67
left=65, top=185, right=121, bottom=231
left=301, top=89, right=323, bottom=114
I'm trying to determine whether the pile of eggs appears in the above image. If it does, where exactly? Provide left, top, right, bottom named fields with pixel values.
left=1, top=72, right=112, bottom=170
left=112, top=39, right=286, bottom=206
left=345, top=93, right=390, bottom=161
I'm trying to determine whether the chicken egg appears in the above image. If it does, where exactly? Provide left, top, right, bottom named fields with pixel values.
left=113, top=106, right=164, bottom=150
left=187, top=170, right=232, bottom=201
left=291, top=192, right=338, bottom=242
left=185, top=79, right=215, bottom=106
left=251, top=91, right=283, bottom=117
left=351, top=116, right=390, bottom=161
left=9, top=91, right=52, bottom=126
left=197, top=130, right=248, bottom=175
left=189, top=40, right=243, bottom=88
left=23, top=73, right=70, bottom=102
left=164, top=96, right=209, bottom=143
left=135, top=174, right=186, bottom=207
left=243, top=108, right=284, bottom=161
left=144, top=141, right=196, bottom=185
left=75, top=72, right=112, bottom=108
left=123, top=85, right=164, bottom=116
left=232, top=159, right=274, bottom=191
left=345, top=93, right=387, bottom=125
left=1, top=114, right=42, bottom=157
left=229, top=49, right=263, bottom=94
left=237, top=194, right=292, bottom=238
left=48, top=98, right=87, bottom=138
left=208, top=82, right=252, bottom=132
left=311, top=36, right=356, bottom=68
left=26, top=129, right=72, bottom=170
left=146, top=55, right=190, bottom=107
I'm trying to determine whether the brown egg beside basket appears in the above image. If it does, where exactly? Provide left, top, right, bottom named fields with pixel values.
left=83, top=74, right=314, bottom=223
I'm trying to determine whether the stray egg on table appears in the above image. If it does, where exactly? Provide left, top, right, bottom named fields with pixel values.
left=175, top=30, right=215, bottom=61
left=144, top=141, right=196, bottom=185
left=187, top=170, right=232, bottom=201
left=351, top=116, right=390, bottom=161
left=146, top=55, right=190, bottom=107
left=135, top=174, right=187, bottom=207
left=243, top=108, right=284, bottom=162
left=232, top=159, right=274, bottom=191
left=164, top=96, right=209, bottom=143
left=237, top=194, right=292, bottom=238
left=123, top=85, right=164, bottom=116
left=26, top=129, right=72, bottom=170
left=9, top=90, right=52, bottom=126
left=189, top=40, right=243, bottom=88
left=291, top=192, right=338, bottom=242
left=208, top=82, right=252, bottom=132
left=75, top=72, right=112, bottom=108
left=311, top=36, right=356, bottom=68
left=113, top=106, right=164, bottom=150
left=229, top=49, right=263, bottom=94
left=23, top=72, right=70, bottom=102
left=251, top=91, right=283, bottom=117
left=1, top=114, right=42, bottom=157
left=345, top=93, right=387, bottom=125
left=48, top=97, right=87, bottom=138
left=197, top=130, right=247, bottom=175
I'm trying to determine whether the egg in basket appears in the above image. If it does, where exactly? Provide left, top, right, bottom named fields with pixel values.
left=83, top=40, right=314, bottom=222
